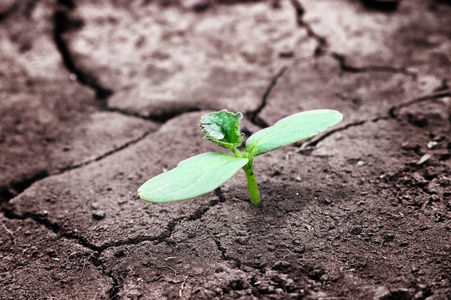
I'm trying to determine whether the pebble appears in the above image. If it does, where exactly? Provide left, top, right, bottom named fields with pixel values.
left=92, top=210, right=106, bottom=220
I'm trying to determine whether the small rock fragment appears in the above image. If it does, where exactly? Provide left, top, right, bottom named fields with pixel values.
left=416, top=154, right=431, bottom=165
left=92, top=210, right=106, bottom=220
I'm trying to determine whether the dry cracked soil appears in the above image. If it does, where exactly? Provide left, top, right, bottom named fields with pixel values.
left=0, top=0, right=450, bottom=299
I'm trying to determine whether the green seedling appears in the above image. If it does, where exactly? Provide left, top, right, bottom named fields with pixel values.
left=138, top=109, right=343, bottom=206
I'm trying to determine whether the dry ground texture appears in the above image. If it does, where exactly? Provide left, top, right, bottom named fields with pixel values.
left=1, top=0, right=450, bottom=299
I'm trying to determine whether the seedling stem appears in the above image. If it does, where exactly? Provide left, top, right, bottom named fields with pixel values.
left=243, top=160, right=260, bottom=206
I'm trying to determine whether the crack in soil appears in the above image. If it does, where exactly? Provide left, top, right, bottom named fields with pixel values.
left=0, top=170, right=48, bottom=206
left=1, top=211, right=118, bottom=299
left=298, top=119, right=366, bottom=149
left=105, top=271, right=121, bottom=300
left=95, top=198, right=222, bottom=299
left=126, top=106, right=203, bottom=124
left=213, top=239, right=242, bottom=268
left=298, top=116, right=391, bottom=150
left=3, top=209, right=103, bottom=252
left=53, top=6, right=113, bottom=100
left=246, top=66, right=288, bottom=128
left=287, top=2, right=419, bottom=81
left=299, top=89, right=451, bottom=150
left=289, top=0, right=328, bottom=56
left=389, top=88, right=451, bottom=118
left=53, top=3, right=205, bottom=124
left=2, top=204, right=185, bottom=253
left=212, top=237, right=265, bottom=277
left=0, top=128, right=155, bottom=207
left=331, top=53, right=417, bottom=78
left=2, top=189, right=230, bottom=298
left=58, top=129, right=155, bottom=173
left=1, top=207, right=121, bottom=297
left=3, top=186, right=226, bottom=258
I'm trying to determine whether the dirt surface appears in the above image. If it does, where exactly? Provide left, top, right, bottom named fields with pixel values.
left=1, top=0, right=450, bottom=299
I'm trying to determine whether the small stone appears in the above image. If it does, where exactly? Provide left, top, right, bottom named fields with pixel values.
left=114, top=249, right=125, bottom=257
left=323, top=198, right=333, bottom=205
left=413, top=291, right=425, bottom=300
left=92, top=210, right=106, bottom=220
left=91, top=202, right=99, bottom=210
left=383, top=233, right=395, bottom=241
left=427, top=141, right=438, bottom=149
left=38, top=210, right=49, bottom=217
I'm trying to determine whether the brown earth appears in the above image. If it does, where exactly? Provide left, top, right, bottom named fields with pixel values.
left=0, top=0, right=450, bottom=299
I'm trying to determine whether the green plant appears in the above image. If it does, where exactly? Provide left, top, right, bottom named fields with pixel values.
left=138, top=109, right=343, bottom=206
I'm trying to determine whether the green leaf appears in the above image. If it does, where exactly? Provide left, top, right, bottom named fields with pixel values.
left=137, top=153, right=248, bottom=203
left=246, top=109, right=343, bottom=157
left=199, top=110, right=244, bottom=149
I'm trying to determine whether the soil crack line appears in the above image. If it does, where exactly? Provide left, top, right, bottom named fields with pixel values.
left=289, top=0, right=328, bottom=56
left=301, top=89, right=451, bottom=149
left=331, top=53, right=417, bottom=78
left=59, top=129, right=155, bottom=173
left=53, top=3, right=202, bottom=124
left=133, top=106, right=203, bottom=124
left=53, top=5, right=113, bottom=100
left=0, top=171, right=48, bottom=205
left=3, top=206, right=182, bottom=256
left=95, top=190, right=222, bottom=249
left=103, top=216, right=186, bottom=250
left=0, top=129, right=155, bottom=206
left=246, top=66, right=288, bottom=128
left=298, top=117, right=388, bottom=149
left=105, top=270, right=121, bottom=300
left=3, top=209, right=102, bottom=253
left=101, top=107, right=158, bottom=122
left=213, top=238, right=242, bottom=268
left=286, top=2, right=419, bottom=79
left=389, top=89, right=451, bottom=118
